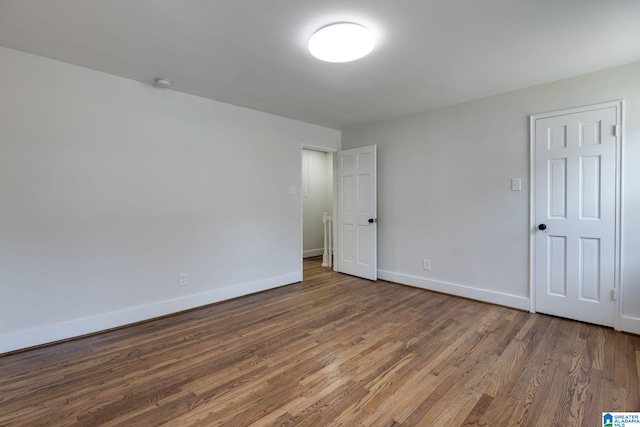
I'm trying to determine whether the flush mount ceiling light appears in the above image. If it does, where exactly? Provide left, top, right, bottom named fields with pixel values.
left=153, top=78, right=171, bottom=88
left=308, top=23, right=375, bottom=63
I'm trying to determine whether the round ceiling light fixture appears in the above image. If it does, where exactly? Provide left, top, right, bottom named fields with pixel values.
left=308, top=23, right=375, bottom=63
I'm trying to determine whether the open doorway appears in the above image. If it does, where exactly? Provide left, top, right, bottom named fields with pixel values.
left=302, top=147, right=335, bottom=278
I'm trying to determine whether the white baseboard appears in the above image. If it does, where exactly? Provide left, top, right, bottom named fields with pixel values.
left=621, top=315, right=640, bottom=335
left=0, top=272, right=301, bottom=355
left=303, top=248, right=325, bottom=258
left=378, top=270, right=530, bottom=311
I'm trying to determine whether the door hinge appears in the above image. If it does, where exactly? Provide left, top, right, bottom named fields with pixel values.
left=613, top=125, right=619, bottom=137
left=611, top=288, right=617, bottom=301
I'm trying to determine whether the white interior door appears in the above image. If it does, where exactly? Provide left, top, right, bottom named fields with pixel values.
left=337, top=145, right=377, bottom=280
left=533, top=103, right=620, bottom=327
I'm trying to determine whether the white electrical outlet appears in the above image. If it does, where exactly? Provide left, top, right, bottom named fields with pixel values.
left=178, top=273, right=188, bottom=287
left=423, top=259, right=431, bottom=271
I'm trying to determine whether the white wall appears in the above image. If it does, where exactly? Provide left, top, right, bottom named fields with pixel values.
left=302, top=149, right=334, bottom=258
left=342, top=61, right=640, bottom=333
left=0, top=47, right=340, bottom=353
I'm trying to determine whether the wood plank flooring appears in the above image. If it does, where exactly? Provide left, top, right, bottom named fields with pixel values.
left=1, top=257, right=639, bottom=426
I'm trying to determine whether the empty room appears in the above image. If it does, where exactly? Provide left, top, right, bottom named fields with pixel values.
left=1, top=1, right=639, bottom=426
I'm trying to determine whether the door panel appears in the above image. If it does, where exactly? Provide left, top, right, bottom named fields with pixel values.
left=337, top=145, right=377, bottom=280
left=548, top=236, right=567, bottom=297
left=548, top=158, right=567, bottom=218
left=579, top=237, right=600, bottom=301
left=534, top=106, right=618, bottom=327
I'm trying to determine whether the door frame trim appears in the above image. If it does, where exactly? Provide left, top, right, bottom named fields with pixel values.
left=300, top=144, right=338, bottom=278
left=528, top=100, right=624, bottom=330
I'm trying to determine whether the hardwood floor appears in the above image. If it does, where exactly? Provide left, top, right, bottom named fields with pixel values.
left=1, top=257, right=638, bottom=426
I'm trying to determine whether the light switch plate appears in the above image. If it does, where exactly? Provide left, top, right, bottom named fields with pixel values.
left=511, top=178, right=522, bottom=191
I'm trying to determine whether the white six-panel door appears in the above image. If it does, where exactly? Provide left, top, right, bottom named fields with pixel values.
left=533, top=103, right=620, bottom=327
left=337, top=145, right=377, bottom=280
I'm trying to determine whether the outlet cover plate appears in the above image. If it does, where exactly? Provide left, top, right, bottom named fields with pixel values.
left=178, top=273, right=188, bottom=287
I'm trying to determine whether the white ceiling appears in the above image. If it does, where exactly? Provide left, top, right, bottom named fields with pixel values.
left=1, top=0, right=639, bottom=130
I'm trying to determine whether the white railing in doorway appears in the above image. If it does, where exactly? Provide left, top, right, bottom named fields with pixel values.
left=322, top=212, right=333, bottom=268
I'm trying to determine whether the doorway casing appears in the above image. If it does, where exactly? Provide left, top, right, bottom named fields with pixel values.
left=529, top=100, right=624, bottom=330
left=300, top=144, right=338, bottom=277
